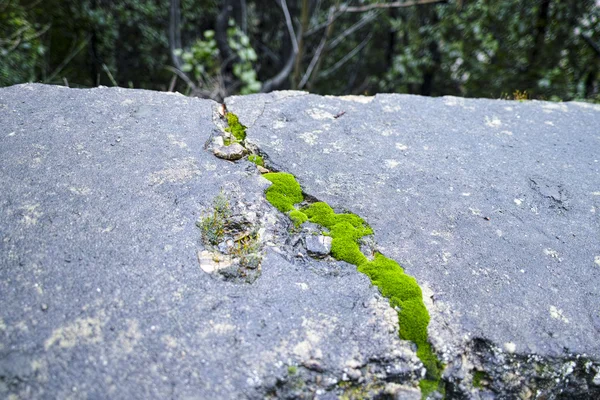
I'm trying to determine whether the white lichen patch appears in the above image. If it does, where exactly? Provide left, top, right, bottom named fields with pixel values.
left=504, top=342, right=517, bottom=353
left=504, top=106, right=514, bottom=111
left=273, top=120, right=286, bottom=129
left=592, top=191, right=600, bottom=196
left=203, top=162, right=217, bottom=171
left=544, top=121, right=555, bottom=126
left=381, top=129, right=394, bottom=136
left=443, top=96, right=464, bottom=107
left=395, top=143, right=408, bottom=151
left=571, top=102, right=600, bottom=111
left=334, top=95, right=374, bottom=104
left=542, top=103, right=568, bottom=113
left=114, top=319, right=142, bottom=354
left=514, top=198, right=523, bottom=206
left=298, top=130, right=321, bottom=145
left=384, top=159, right=400, bottom=169
left=549, top=305, right=569, bottom=323
left=120, top=99, right=134, bottom=105
left=469, top=207, right=481, bottom=216
left=485, top=116, right=502, bottom=128
left=149, top=157, right=200, bottom=185
left=594, top=256, right=600, bottom=267
left=210, top=321, right=236, bottom=334
left=382, top=105, right=402, bottom=113
left=167, top=134, right=188, bottom=148
left=441, top=251, right=452, bottom=264
left=20, top=203, right=43, bottom=226
left=162, top=334, right=178, bottom=348
left=295, top=282, right=309, bottom=291
left=543, top=248, right=559, bottom=258
left=306, top=108, right=334, bottom=120
left=45, top=313, right=105, bottom=350
left=69, top=186, right=91, bottom=196
left=501, top=130, right=513, bottom=136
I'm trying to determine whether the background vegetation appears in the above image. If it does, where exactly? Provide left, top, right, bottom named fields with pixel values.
left=1, top=0, right=599, bottom=101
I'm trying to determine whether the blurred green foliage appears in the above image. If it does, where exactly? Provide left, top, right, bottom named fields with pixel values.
left=1, top=0, right=599, bottom=101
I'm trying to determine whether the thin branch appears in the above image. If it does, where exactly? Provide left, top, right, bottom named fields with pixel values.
left=45, top=36, right=90, bottom=83
left=299, top=7, right=335, bottom=89
left=327, top=10, right=379, bottom=50
left=582, top=34, right=600, bottom=57
left=165, top=66, right=197, bottom=90
left=340, top=0, right=446, bottom=13
left=280, top=0, right=299, bottom=54
left=169, top=0, right=183, bottom=70
left=321, top=33, right=372, bottom=78
left=305, top=0, right=445, bottom=37
left=102, top=63, right=118, bottom=86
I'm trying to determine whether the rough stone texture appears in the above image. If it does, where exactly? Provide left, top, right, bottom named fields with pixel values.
left=305, top=235, right=332, bottom=258
left=227, top=91, right=600, bottom=397
left=0, top=84, right=422, bottom=399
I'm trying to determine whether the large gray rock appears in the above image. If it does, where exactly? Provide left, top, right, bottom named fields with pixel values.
left=227, top=92, right=600, bottom=397
left=0, top=84, right=421, bottom=399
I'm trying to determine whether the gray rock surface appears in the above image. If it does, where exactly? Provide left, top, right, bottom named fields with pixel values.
left=305, top=235, right=332, bottom=258
left=1, top=84, right=599, bottom=399
left=0, top=84, right=421, bottom=399
left=227, top=91, right=600, bottom=397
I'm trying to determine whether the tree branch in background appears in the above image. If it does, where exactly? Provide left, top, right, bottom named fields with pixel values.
left=582, top=34, right=600, bottom=57
left=45, top=36, right=90, bottom=83
left=340, top=0, right=446, bottom=13
left=299, top=6, right=334, bottom=89
left=320, top=33, right=373, bottom=78
left=306, top=5, right=337, bottom=90
left=326, top=10, right=379, bottom=50
left=281, top=0, right=299, bottom=54
left=261, top=0, right=300, bottom=92
left=215, top=0, right=239, bottom=96
left=169, top=0, right=183, bottom=70
left=292, top=0, right=310, bottom=88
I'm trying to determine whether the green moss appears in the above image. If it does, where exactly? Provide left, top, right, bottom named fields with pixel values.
left=225, top=112, right=247, bottom=141
left=289, top=210, right=308, bottom=227
left=358, top=254, right=443, bottom=389
left=473, top=370, right=489, bottom=388
left=248, top=154, right=264, bottom=166
left=263, top=172, right=304, bottom=213
left=419, top=379, right=440, bottom=399
left=261, top=174, right=444, bottom=398
left=287, top=365, right=297, bottom=375
left=302, top=202, right=372, bottom=265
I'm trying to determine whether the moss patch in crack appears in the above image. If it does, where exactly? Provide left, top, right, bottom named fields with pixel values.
left=263, top=172, right=304, bottom=213
left=302, top=202, right=372, bottom=265
left=248, top=154, right=264, bottom=166
left=262, top=171, right=444, bottom=398
left=289, top=210, right=308, bottom=227
left=225, top=112, right=247, bottom=142
left=473, top=370, right=489, bottom=388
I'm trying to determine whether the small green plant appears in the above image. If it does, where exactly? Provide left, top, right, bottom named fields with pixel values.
left=197, top=191, right=230, bottom=245
left=287, top=365, right=297, bottom=375
left=513, top=90, right=529, bottom=101
left=248, top=154, right=264, bottom=166
left=231, top=230, right=261, bottom=269
left=174, top=21, right=261, bottom=95
left=197, top=210, right=225, bottom=245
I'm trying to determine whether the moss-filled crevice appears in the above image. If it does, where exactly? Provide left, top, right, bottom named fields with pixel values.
left=260, top=171, right=445, bottom=398
left=224, top=112, right=247, bottom=142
